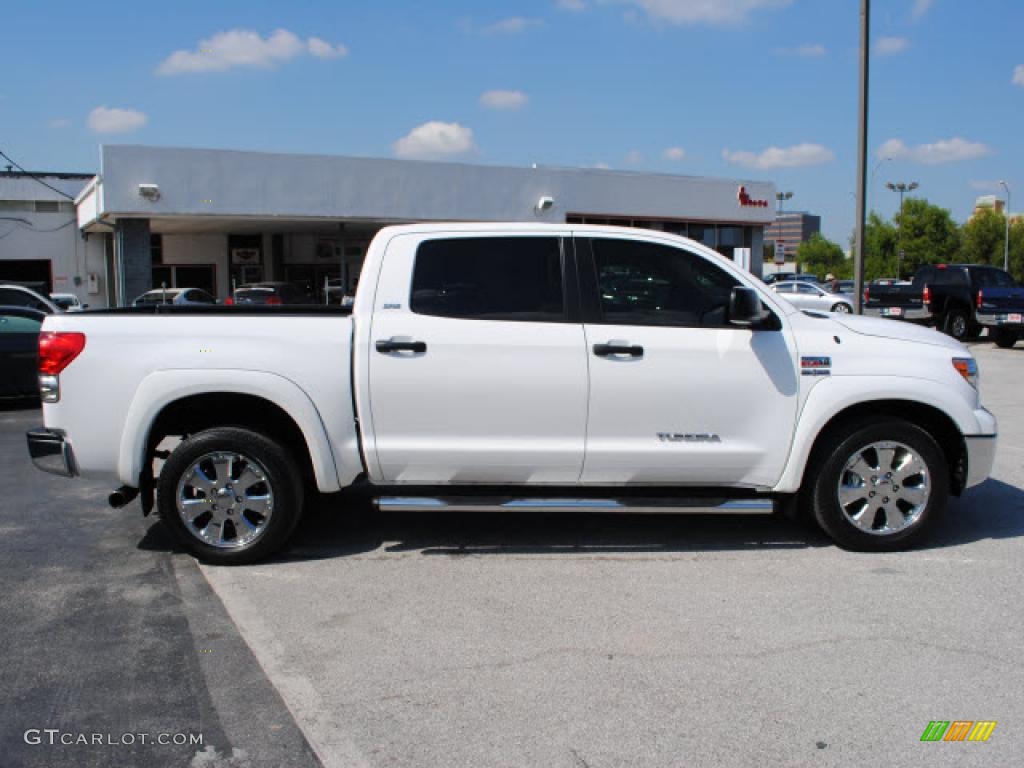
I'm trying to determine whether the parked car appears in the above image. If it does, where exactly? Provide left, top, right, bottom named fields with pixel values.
left=0, top=306, right=46, bottom=398
left=864, top=264, right=1024, bottom=345
left=324, top=278, right=355, bottom=306
left=27, top=223, right=995, bottom=562
left=49, top=293, right=87, bottom=312
left=763, top=272, right=819, bottom=285
left=770, top=281, right=854, bottom=313
left=227, top=282, right=316, bottom=306
left=0, top=284, right=59, bottom=313
left=132, top=288, right=218, bottom=307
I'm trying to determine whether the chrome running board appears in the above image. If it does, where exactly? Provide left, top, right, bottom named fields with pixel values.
left=376, top=497, right=775, bottom=515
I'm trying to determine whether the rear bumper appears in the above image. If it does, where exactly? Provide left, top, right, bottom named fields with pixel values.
left=26, top=428, right=78, bottom=478
left=975, top=311, right=1024, bottom=328
left=964, top=434, right=997, bottom=489
left=862, top=307, right=932, bottom=321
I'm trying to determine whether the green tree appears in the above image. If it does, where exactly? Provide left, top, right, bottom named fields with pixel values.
left=960, top=208, right=1005, bottom=266
left=893, top=197, right=960, bottom=278
left=797, top=233, right=850, bottom=280
left=861, top=212, right=899, bottom=281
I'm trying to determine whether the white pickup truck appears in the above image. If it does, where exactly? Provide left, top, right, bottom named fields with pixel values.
left=27, top=223, right=996, bottom=563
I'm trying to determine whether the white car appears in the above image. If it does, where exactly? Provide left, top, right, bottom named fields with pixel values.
left=49, top=293, right=87, bottom=312
left=27, top=223, right=996, bottom=562
left=771, top=280, right=854, bottom=313
left=132, top=288, right=217, bottom=306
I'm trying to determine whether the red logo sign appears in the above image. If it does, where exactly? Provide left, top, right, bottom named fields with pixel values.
left=737, top=186, right=769, bottom=208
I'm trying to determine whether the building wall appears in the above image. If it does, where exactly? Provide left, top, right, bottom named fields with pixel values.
left=0, top=174, right=110, bottom=307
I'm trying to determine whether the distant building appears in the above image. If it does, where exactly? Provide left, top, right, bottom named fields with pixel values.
left=972, top=195, right=1020, bottom=223
left=765, top=211, right=821, bottom=262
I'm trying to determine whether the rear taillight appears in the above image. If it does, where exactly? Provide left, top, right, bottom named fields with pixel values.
left=266, top=295, right=283, bottom=306
left=922, top=284, right=931, bottom=307
left=863, top=285, right=870, bottom=303
left=224, top=296, right=234, bottom=306
left=976, top=289, right=984, bottom=309
left=38, top=332, right=86, bottom=375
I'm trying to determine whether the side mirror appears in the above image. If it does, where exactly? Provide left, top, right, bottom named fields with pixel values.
left=729, top=286, right=764, bottom=327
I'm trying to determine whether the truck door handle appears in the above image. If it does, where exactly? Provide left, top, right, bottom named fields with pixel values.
left=593, top=342, right=644, bottom=358
left=375, top=338, right=427, bottom=354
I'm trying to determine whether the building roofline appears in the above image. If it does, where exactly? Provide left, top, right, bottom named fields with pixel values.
left=0, top=170, right=95, bottom=180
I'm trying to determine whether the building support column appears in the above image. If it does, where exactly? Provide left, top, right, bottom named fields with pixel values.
left=113, top=219, right=151, bottom=307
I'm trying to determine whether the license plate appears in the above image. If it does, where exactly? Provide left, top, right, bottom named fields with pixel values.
left=883, top=307, right=903, bottom=317
left=1008, top=313, right=1022, bottom=323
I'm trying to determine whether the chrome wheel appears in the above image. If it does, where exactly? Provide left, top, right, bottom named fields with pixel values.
left=176, top=451, right=273, bottom=549
left=949, top=313, right=968, bottom=339
left=836, top=441, right=929, bottom=536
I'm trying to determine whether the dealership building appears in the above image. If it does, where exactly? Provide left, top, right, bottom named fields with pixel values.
left=6, top=145, right=776, bottom=307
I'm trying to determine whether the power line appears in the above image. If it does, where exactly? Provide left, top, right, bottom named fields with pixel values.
left=0, top=148, right=78, bottom=201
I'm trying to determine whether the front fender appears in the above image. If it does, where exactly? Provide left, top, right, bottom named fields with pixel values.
left=773, top=375, right=986, bottom=494
left=118, top=369, right=342, bottom=493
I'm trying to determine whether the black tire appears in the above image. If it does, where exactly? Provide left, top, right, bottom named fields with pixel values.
left=944, top=309, right=970, bottom=341
left=993, top=328, right=1019, bottom=349
left=157, top=427, right=304, bottom=565
left=830, top=302, right=852, bottom=314
left=809, top=419, right=948, bottom=552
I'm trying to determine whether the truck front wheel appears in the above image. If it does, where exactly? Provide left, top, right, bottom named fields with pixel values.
left=157, top=427, right=304, bottom=565
left=809, top=420, right=948, bottom=552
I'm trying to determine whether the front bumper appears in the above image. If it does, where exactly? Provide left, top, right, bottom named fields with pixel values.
left=26, top=428, right=78, bottom=478
left=964, top=435, right=997, bottom=489
left=975, top=311, right=1024, bottom=328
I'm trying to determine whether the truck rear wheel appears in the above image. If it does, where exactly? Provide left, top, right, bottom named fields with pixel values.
left=157, top=427, right=304, bottom=565
left=993, top=328, right=1019, bottom=349
left=809, top=419, right=947, bottom=552
left=944, top=309, right=970, bottom=341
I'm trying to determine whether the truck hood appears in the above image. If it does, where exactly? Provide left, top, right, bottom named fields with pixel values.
left=828, top=312, right=965, bottom=351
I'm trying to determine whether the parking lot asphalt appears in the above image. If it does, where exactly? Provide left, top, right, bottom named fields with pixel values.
left=2, top=341, right=1022, bottom=768
left=0, top=406, right=320, bottom=768
left=194, top=341, right=1024, bottom=768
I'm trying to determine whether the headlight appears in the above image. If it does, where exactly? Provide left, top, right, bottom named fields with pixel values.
left=952, top=357, right=979, bottom=389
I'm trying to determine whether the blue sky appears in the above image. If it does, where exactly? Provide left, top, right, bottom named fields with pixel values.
left=1, top=0, right=1021, bottom=242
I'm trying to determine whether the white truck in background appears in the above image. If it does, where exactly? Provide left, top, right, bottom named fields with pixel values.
left=27, top=223, right=996, bottom=563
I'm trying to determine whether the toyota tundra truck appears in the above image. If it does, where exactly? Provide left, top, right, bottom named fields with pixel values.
left=26, top=224, right=997, bottom=563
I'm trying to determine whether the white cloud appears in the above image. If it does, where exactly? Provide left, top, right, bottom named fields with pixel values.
left=591, top=162, right=612, bottom=170
left=556, top=0, right=587, bottom=10
left=481, top=17, right=544, bottom=34
left=663, top=147, right=686, bottom=161
left=875, top=36, right=909, bottom=56
left=307, top=37, right=349, bottom=59
left=158, top=28, right=347, bottom=74
left=479, top=90, right=529, bottom=110
left=87, top=106, right=148, bottom=134
left=49, top=118, right=71, bottom=129
left=1014, top=64, right=1024, bottom=86
left=722, top=143, right=834, bottom=170
left=625, top=150, right=644, bottom=165
left=623, top=0, right=792, bottom=26
left=878, top=137, right=993, bottom=165
left=393, top=122, right=478, bottom=160
left=774, top=43, right=826, bottom=57
left=911, top=0, right=933, bottom=20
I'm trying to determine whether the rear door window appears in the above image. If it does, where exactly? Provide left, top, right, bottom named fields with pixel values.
left=411, top=237, right=565, bottom=322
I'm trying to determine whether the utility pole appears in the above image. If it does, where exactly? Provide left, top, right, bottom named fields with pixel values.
left=886, top=181, right=919, bottom=279
left=853, top=0, right=870, bottom=314
left=1000, top=180, right=1011, bottom=273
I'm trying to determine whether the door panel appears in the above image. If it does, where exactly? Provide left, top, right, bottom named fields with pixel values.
left=578, top=236, right=799, bottom=488
left=367, top=233, right=588, bottom=484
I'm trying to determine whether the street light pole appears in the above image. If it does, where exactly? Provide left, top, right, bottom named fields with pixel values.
left=886, top=180, right=918, bottom=279
left=1000, top=180, right=1011, bottom=273
left=853, top=0, right=870, bottom=314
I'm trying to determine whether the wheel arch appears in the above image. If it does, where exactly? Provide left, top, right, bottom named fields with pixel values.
left=799, top=400, right=966, bottom=497
left=119, top=370, right=342, bottom=493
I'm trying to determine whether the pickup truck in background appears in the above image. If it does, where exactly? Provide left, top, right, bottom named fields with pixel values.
left=864, top=263, right=1024, bottom=346
left=26, top=224, right=997, bottom=563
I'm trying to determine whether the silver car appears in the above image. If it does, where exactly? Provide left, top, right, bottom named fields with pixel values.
left=770, top=281, right=853, bottom=313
